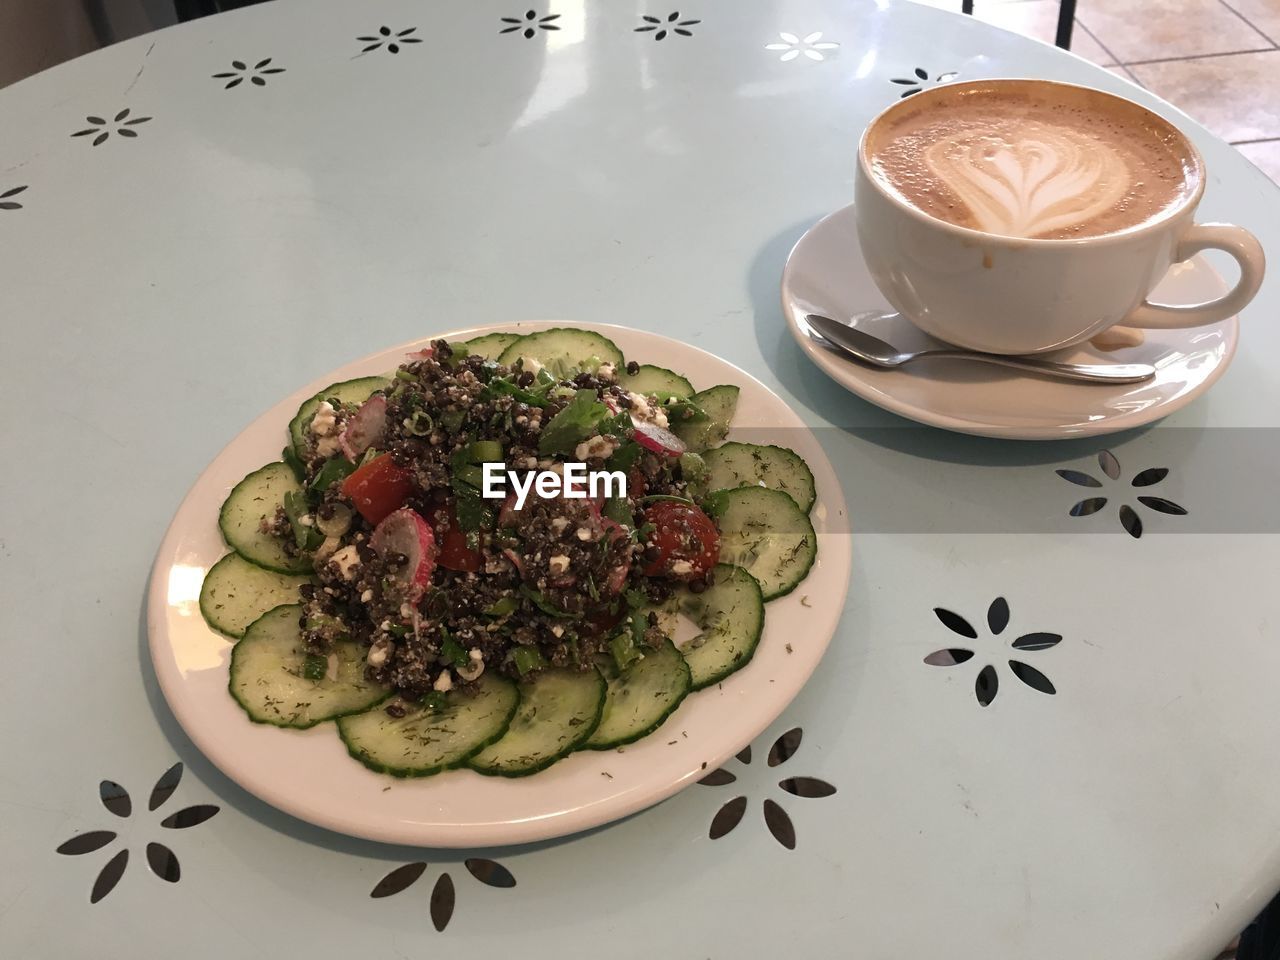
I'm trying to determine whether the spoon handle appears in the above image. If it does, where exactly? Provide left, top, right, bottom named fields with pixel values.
left=925, top=350, right=1157, bottom=384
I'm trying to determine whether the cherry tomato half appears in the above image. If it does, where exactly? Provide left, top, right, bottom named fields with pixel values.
left=340, top=453, right=414, bottom=525
left=640, top=501, right=720, bottom=579
left=428, top=499, right=483, bottom=573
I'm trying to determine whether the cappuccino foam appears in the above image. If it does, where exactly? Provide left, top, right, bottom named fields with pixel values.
left=865, top=85, right=1199, bottom=240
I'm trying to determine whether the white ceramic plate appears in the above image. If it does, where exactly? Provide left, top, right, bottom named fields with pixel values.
left=782, top=204, right=1239, bottom=440
left=147, top=322, right=850, bottom=847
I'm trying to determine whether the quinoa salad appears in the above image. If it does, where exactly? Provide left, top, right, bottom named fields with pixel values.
left=201, top=327, right=819, bottom=778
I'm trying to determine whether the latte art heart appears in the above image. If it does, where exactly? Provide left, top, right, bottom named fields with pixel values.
left=924, top=131, right=1131, bottom=238
left=865, top=87, right=1198, bottom=240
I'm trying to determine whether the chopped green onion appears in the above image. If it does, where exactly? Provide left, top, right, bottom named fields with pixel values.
left=610, top=629, right=643, bottom=673
left=512, top=646, right=548, bottom=676
left=440, top=409, right=466, bottom=434
left=302, top=654, right=327, bottom=681
left=395, top=370, right=417, bottom=381
left=466, top=439, right=504, bottom=463
left=283, top=491, right=324, bottom=551
left=405, top=410, right=434, bottom=436
left=483, top=596, right=518, bottom=617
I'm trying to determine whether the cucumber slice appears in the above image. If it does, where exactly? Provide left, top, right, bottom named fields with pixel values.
left=200, top=553, right=310, bottom=639
left=218, top=462, right=312, bottom=574
left=469, top=667, right=606, bottom=776
left=586, top=638, right=691, bottom=749
left=229, top=605, right=390, bottom=728
left=462, top=332, right=520, bottom=360
left=672, top=385, right=739, bottom=452
left=617, top=364, right=693, bottom=399
left=497, top=328, right=625, bottom=376
left=338, top=673, right=519, bottom=777
left=663, top=564, right=765, bottom=689
left=708, top=486, right=817, bottom=600
left=287, top=376, right=391, bottom=456
left=701, top=442, right=816, bottom=513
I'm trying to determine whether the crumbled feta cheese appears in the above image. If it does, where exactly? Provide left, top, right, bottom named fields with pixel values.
left=400, top=603, right=415, bottom=620
left=597, top=362, right=617, bottom=381
left=330, top=545, right=361, bottom=580
left=316, top=436, right=342, bottom=457
left=548, top=554, right=570, bottom=575
left=298, top=514, right=315, bottom=527
left=310, top=401, right=338, bottom=436
left=367, top=643, right=389, bottom=667
left=380, top=620, right=393, bottom=631
left=670, top=559, right=694, bottom=576
left=469, top=648, right=483, bottom=661
left=550, top=624, right=565, bottom=638
left=360, top=589, right=374, bottom=603
left=576, top=526, right=593, bottom=541
left=433, top=670, right=454, bottom=693
left=523, top=456, right=538, bottom=469
left=550, top=517, right=571, bottom=534
left=519, top=356, right=544, bottom=376
left=574, top=434, right=621, bottom=461
left=627, top=392, right=669, bottom=429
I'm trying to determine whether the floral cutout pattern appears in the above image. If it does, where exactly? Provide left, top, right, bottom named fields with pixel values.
left=357, top=26, right=423, bottom=55
left=925, top=598, right=1061, bottom=707
left=370, top=859, right=516, bottom=932
left=700, top=729, right=835, bottom=849
left=500, top=10, right=561, bottom=37
left=71, top=109, right=152, bottom=146
left=212, top=58, right=286, bottom=88
left=1057, top=450, right=1188, bottom=539
left=764, top=32, right=840, bottom=62
left=636, top=12, right=701, bottom=40
left=55, top=763, right=219, bottom=903
left=890, top=66, right=960, bottom=97
left=0, top=185, right=27, bottom=210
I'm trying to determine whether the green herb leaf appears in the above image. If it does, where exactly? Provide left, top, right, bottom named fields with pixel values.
left=538, top=389, right=611, bottom=455
left=309, top=455, right=356, bottom=495
left=520, top=584, right=577, bottom=619
left=420, top=691, right=448, bottom=712
left=441, top=634, right=469, bottom=668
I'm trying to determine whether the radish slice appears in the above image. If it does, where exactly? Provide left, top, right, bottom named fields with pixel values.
left=339, top=395, right=388, bottom=461
left=502, top=548, right=526, bottom=579
left=601, top=518, right=631, bottom=595
left=371, top=508, right=436, bottom=600
left=405, top=346, right=434, bottom=361
left=632, top=420, right=686, bottom=457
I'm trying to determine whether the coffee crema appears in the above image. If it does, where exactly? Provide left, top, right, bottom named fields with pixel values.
left=864, top=84, right=1200, bottom=240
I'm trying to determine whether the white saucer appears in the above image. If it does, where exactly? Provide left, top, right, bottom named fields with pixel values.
left=781, top=203, right=1239, bottom=440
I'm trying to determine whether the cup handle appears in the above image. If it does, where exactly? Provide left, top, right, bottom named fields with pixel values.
left=1124, top=223, right=1266, bottom=329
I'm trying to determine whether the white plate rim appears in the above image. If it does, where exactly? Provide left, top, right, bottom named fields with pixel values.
left=781, top=204, right=1241, bottom=441
left=146, top=320, right=851, bottom=847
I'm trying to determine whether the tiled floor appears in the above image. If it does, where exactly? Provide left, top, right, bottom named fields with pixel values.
left=908, top=0, right=1280, bottom=187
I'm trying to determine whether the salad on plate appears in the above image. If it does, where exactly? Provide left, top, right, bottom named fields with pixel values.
left=199, top=327, right=818, bottom=778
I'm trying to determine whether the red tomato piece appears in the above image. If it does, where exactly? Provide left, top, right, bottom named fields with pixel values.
left=341, top=453, right=414, bottom=525
left=428, top=500, right=483, bottom=573
left=641, top=501, right=720, bottom=579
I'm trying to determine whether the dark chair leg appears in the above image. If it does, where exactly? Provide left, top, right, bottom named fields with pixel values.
left=1055, top=0, right=1077, bottom=49
left=962, top=0, right=975, bottom=14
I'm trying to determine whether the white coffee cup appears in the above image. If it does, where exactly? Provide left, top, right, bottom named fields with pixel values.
left=854, top=79, right=1266, bottom=356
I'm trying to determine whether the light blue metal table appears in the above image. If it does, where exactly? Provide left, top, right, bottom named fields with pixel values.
left=2, top=1, right=1278, bottom=957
